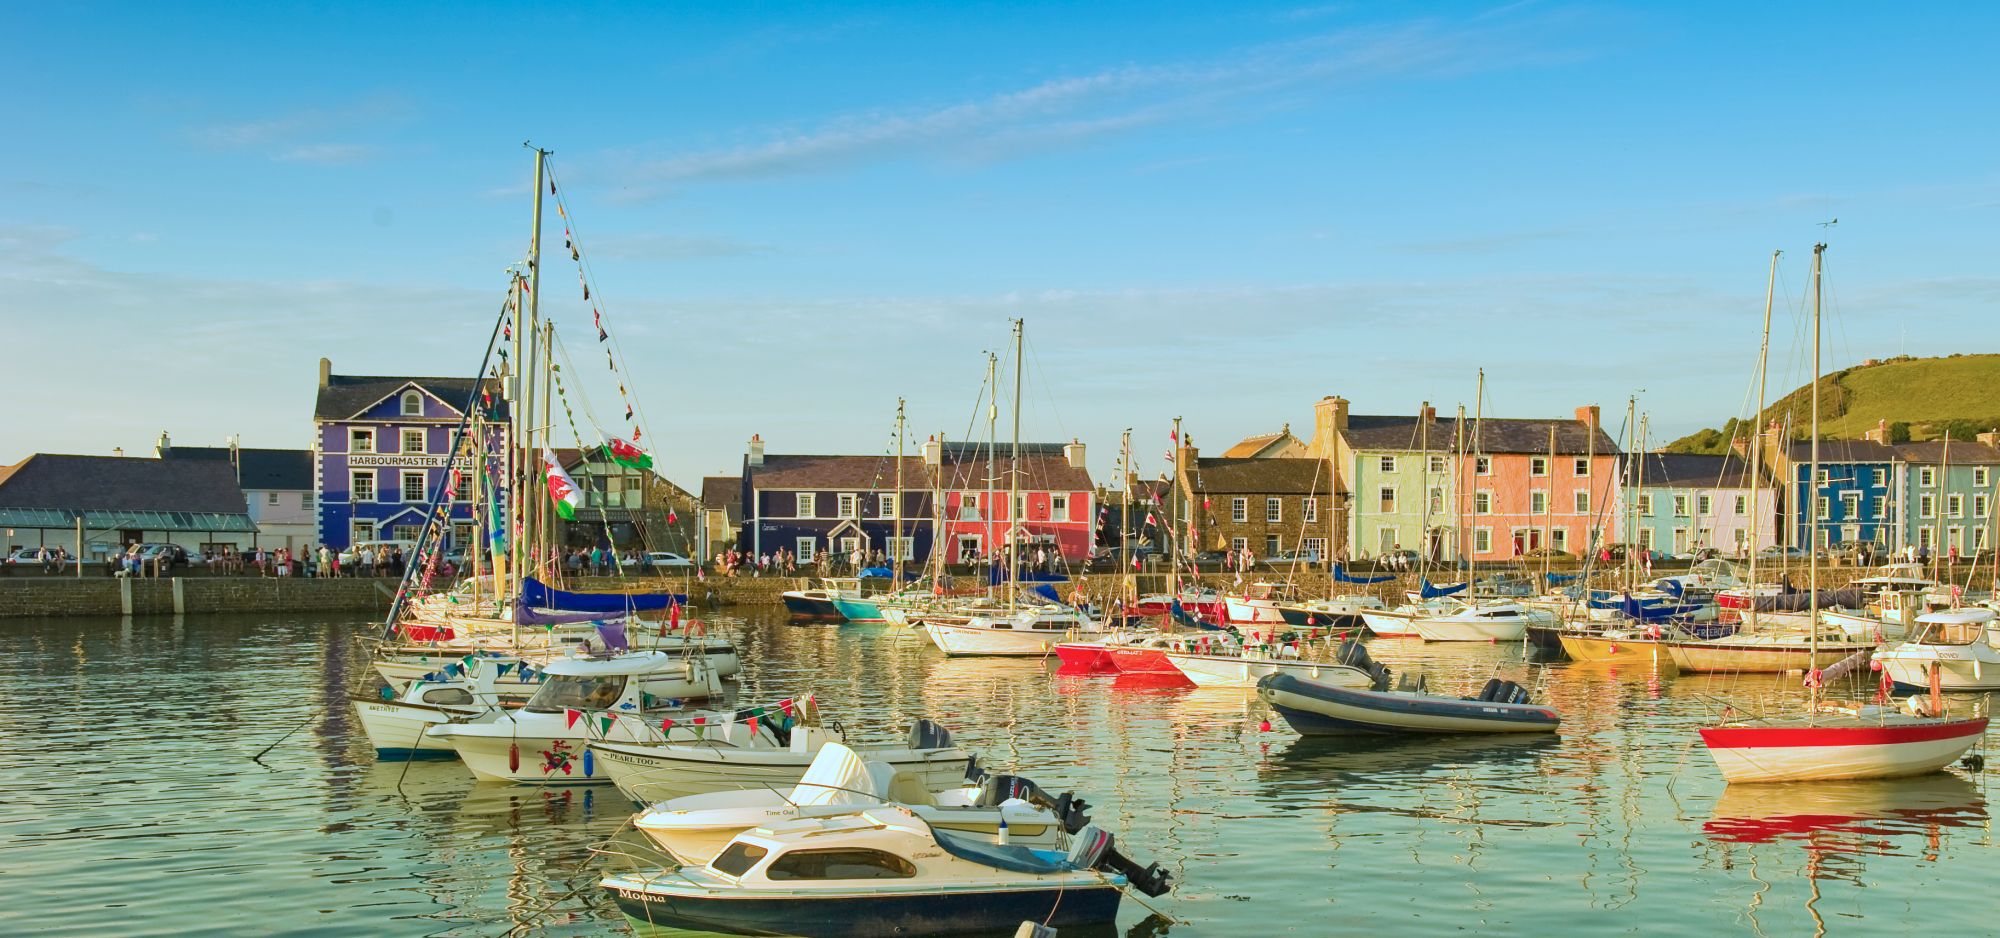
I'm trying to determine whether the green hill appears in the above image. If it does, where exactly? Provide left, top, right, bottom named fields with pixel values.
left=1667, top=354, right=2000, bottom=454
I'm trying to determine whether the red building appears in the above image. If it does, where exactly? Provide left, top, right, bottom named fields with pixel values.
left=934, top=441, right=1094, bottom=565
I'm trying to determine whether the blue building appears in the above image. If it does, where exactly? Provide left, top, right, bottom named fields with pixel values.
left=1780, top=439, right=1899, bottom=551
left=1891, top=439, right=2000, bottom=558
left=312, top=358, right=499, bottom=551
left=738, top=435, right=935, bottom=566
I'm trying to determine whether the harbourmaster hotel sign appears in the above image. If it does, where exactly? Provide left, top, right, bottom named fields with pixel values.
left=346, top=454, right=478, bottom=469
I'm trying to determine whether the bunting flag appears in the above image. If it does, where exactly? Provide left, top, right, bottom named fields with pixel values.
left=543, top=450, right=582, bottom=521
left=667, top=509, right=678, bottom=524
left=598, top=715, right=616, bottom=734
left=624, top=403, right=634, bottom=421
left=564, top=708, right=582, bottom=729
left=604, top=437, right=654, bottom=470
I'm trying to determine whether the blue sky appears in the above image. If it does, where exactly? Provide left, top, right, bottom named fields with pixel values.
left=6, top=2, right=1997, bottom=485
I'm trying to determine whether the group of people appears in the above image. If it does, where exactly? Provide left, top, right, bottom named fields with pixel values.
left=564, top=546, right=642, bottom=576
left=714, top=546, right=803, bottom=577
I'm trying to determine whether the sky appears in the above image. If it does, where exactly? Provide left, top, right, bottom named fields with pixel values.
left=6, top=2, right=1998, bottom=487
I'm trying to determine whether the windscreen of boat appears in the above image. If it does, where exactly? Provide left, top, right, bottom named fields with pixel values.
left=524, top=674, right=628, bottom=713
left=712, top=842, right=769, bottom=877
left=764, top=848, right=916, bottom=880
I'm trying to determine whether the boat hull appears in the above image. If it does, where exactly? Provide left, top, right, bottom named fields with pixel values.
left=605, top=877, right=1122, bottom=938
left=1224, top=597, right=1286, bottom=625
left=924, top=619, right=1093, bottom=656
left=1260, top=672, right=1561, bottom=735
left=1052, top=641, right=1115, bottom=673
left=1165, top=652, right=1371, bottom=689
left=1411, top=617, right=1527, bottom=642
left=1699, top=718, right=1988, bottom=783
left=782, top=594, right=843, bottom=619
left=1103, top=645, right=1176, bottom=673
left=1358, top=611, right=1422, bottom=637
left=350, top=695, right=471, bottom=758
left=1664, top=641, right=1876, bottom=674
left=829, top=597, right=885, bottom=622
left=1557, top=633, right=1671, bottom=664
left=1877, top=649, right=2000, bottom=692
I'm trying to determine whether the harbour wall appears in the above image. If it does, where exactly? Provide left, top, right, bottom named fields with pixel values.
left=3, top=563, right=1989, bottom=618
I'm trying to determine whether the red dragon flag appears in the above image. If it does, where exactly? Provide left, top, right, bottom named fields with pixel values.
left=604, top=437, right=654, bottom=470
left=543, top=450, right=582, bottom=521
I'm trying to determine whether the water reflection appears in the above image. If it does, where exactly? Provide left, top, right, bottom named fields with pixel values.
left=1705, top=775, right=1987, bottom=878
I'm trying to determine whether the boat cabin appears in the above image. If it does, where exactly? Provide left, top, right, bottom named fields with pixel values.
left=1910, top=608, right=1997, bottom=647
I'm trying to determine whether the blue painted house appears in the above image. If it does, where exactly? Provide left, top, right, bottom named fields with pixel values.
left=738, top=435, right=935, bottom=566
left=313, top=358, right=501, bottom=551
left=1779, top=439, right=1899, bottom=551
left=1891, top=439, right=2000, bottom=557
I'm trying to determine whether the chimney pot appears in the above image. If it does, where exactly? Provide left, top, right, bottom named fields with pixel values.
left=319, top=357, right=332, bottom=389
left=1574, top=405, right=1600, bottom=430
left=747, top=434, right=765, bottom=468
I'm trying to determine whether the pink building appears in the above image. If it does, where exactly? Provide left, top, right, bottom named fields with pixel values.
left=1455, top=407, right=1622, bottom=561
left=934, top=441, right=1094, bottom=565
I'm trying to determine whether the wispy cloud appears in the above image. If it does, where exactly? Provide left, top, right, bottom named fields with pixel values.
left=617, top=12, right=1582, bottom=190
left=190, top=94, right=413, bottom=164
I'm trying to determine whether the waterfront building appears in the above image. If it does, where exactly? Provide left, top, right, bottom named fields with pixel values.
left=312, top=358, right=497, bottom=551
left=737, top=435, right=934, bottom=566
left=1330, top=400, right=1459, bottom=562
left=0, top=453, right=255, bottom=560
left=1627, top=453, right=1778, bottom=557
left=547, top=448, right=693, bottom=553
left=698, top=475, right=742, bottom=561
left=1772, top=438, right=1899, bottom=552
left=1890, top=438, right=2000, bottom=557
left=1220, top=424, right=1308, bottom=458
left=1175, top=445, right=1332, bottom=564
left=156, top=433, right=315, bottom=551
left=935, top=440, right=1095, bottom=565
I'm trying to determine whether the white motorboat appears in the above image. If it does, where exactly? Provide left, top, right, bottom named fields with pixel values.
left=1876, top=608, right=2000, bottom=691
left=1357, top=598, right=1465, bottom=637
left=1409, top=602, right=1534, bottom=642
left=351, top=661, right=508, bottom=759
left=600, top=812, right=1169, bottom=938
left=922, top=605, right=1101, bottom=656
left=425, top=651, right=727, bottom=784
left=592, top=717, right=971, bottom=805
left=1663, top=629, right=1877, bottom=673
left=1158, top=633, right=1377, bottom=689
left=631, top=742, right=1081, bottom=864
left=1222, top=581, right=1293, bottom=625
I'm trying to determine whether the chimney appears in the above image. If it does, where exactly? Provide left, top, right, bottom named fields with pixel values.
left=113, top=447, right=124, bottom=458
left=1862, top=418, right=1890, bottom=443
left=922, top=435, right=943, bottom=467
left=1420, top=402, right=1436, bottom=424
left=747, top=433, right=765, bottom=468
left=1064, top=438, right=1087, bottom=470
left=155, top=431, right=172, bottom=458
left=319, top=357, right=332, bottom=389
left=1574, top=405, right=1600, bottom=431
left=1977, top=430, right=2000, bottom=448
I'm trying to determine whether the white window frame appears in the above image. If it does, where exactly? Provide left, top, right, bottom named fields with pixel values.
left=1574, top=458, right=1591, bottom=476
left=1231, top=498, right=1248, bottom=523
left=1378, top=455, right=1397, bottom=474
left=1474, top=491, right=1492, bottom=514
left=1948, top=493, right=1964, bottom=518
left=878, top=493, right=896, bottom=518
left=1639, top=527, right=1656, bottom=551
left=1920, top=467, right=1937, bottom=487
left=885, top=536, right=913, bottom=561
left=1672, top=494, right=1690, bottom=517
left=1872, top=495, right=1887, bottom=518
left=1530, top=457, right=1548, bottom=477
left=1975, top=468, right=1991, bottom=488
left=1266, top=497, right=1282, bottom=523
left=349, top=427, right=375, bottom=454
left=349, top=519, right=374, bottom=546
left=1574, top=490, right=1589, bottom=514
left=1230, top=536, right=1249, bottom=554
left=302, top=491, right=315, bottom=510
left=1473, top=527, right=1492, bottom=553
left=451, top=521, right=474, bottom=547
left=796, top=493, right=817, bottom=518
left=391, top=523, right=423, bottom=544
left=351, top=470, right=377, bottom=503
left=1302, top=537, right=1327, bottom=559
left=1428, top=455, right=1448, bottom=474
left=1976, top=494, right=1990, bottom=519
left=1302, top=497, right=1317, bottom=524
left=838, top=493, right=859, bottom=518
left=1529, top=490, right=1548, bottom=514
left=1551, top=527, right=1568, bottom=551
left=266, top=492, right=280, bottom=506
left=402, top=470, right=427, bottom=503
left=400, top=391, right=423, bottom=416
left=1919, top=494, right=1936, bottom=519
left=401, top=428, right=426, bottom=455
left=1377, top=526, right=1396, bottom=554
left=1816, top=469, right=1831, bottom=484
left=797, top=536, right=817, bottom=559
left=1378, top=486, right=1396, bottom=514
left=1733, top=495, right=1747, bottom=516
left=1697, top=494, right=1712, bottom=517
left=1475, top=456, right=1492, bottom=475
left=452, top=470, right=471, bottom=503
left=1051, top=493, right=1069, bottom=518
left=1265, top=534, right=1282, bottom=555
left=1638, top=493, right=1653, bottom=516
left=1817, top=496, right=1832, bottom=520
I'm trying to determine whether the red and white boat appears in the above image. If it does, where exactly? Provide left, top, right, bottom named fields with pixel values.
left=1699, top=712, right=1987, bottom=783
left=1127, top=588, right=1226, bottom=622
left=1221, top=582, right=1293, bottom=626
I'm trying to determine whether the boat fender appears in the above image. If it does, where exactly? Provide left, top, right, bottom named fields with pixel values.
left=1014, top=922, right=1059, bottom=938
left=508, top=742, right=520, bottom=773
left=582, top=748, right=594, bottom=777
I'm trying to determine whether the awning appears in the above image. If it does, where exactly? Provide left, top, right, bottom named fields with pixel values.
left=0, top=507, right=258, bottom=533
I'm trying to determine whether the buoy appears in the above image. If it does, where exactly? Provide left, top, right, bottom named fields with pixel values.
left=508, top=742, right=520, bottom=772
left=1608, top=644, right=1618, bottom=655
left=583, top=748, right=595, bottom=777
left=1258, top=719, right=1272, bottom=732
left=996, top=815, right=1011, bottom=845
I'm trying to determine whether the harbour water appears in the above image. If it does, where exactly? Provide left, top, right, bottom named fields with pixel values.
left=4, top=610, right=1993, bottom=936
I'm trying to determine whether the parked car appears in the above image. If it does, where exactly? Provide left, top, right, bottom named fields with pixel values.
left=134, top=543, right=194, bottom=570
left=642, top=551, right=697, bottom=570
left=1265, top=549, right=1322, bottom=567
left=4, top=547, right=56, bottom=566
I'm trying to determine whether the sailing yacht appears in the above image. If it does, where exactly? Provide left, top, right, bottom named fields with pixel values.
left=1693, top=245, right=1986, bottom=783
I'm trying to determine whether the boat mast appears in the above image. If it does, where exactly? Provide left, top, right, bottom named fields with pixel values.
left=1170, top=416, right=1183, bottom=601
left=539, top=319, right=555, bottom=570
left=1624, top=396, right=1638, bottom=590
left=894, top=397, right=905, bottom=586
left=1543, top=425, right=1555, bottom=590
left=1120, top=428, right=1133, bottom=607
left=1809, top=242, right=1825, bottom=717
left=1007, top=319, right=1023, bottom=616
left=1454, top=404, right=1467, bottom=576
left=515, top=145, right=547, bottom=605
left=984, top=351, right=997, bottom=599
left=1417, top=402, right=1430, bottom=577
left=1748, top=250, right=1778, bottom=625
left=1472, top=369, right=1485, bottom=581
left=1935, top=429, right=1951, bottom=581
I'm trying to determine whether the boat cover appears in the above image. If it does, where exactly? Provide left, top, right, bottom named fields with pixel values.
left=792, top=743, right=889, bottom=806
left=1420, top=579, right=1468, bottom=599
left=1748, top=588, right=1863, bottom=612
left=1543, top=573, right=1578, bottom=586
left=1169, top=600, right=1224, bottom=630
left=1332, top=564, right=1394, bottom=585
left=520, top=576, right=684, bottom=613
left=931, top=827, right=1073, bottom=875
left=515, top=606, right=614, bottom=626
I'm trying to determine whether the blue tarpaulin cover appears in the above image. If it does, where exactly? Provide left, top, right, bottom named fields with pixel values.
left=1420, top=579, right=1468, bottom=599
left=520, top=576, right=684, bottom=613
left=1333, top=564, right=1394, bottom=585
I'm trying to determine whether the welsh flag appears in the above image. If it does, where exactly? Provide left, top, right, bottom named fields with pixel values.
left=604, top=437, right=653, bottom=470
left=544, top=450, right=582, bottom=521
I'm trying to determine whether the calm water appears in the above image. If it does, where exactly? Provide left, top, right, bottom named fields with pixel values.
left=3, top=610, right=1995, bottom=937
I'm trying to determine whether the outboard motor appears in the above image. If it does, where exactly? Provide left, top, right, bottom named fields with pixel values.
left=1047, top=792, right=1093, bottom=834
left=1068, top=825, right=1174, bottom=898
left=1476, top=678, right=1505, bottom=702
left=909, top=718, right=956, bottom=750
left=963, top=755, right=987, bottom=784
left=1336, top=639, right=1393, bottom=691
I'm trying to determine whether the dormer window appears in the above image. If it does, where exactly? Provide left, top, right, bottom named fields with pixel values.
left=401, top=391, right=423, bottom=416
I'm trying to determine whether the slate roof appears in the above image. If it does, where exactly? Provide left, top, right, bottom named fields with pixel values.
left=700, top=475, right=743, bottom=521
left=1188, top=457, right=1332, bottom=495
left=1892, top=442, right=2000, bottom=464
left=163, top=446, right=314, bottom=491
left=0, top=455, right=251, bottom=514
left=1783, top=440, right=1900, bottom=463
left=940, top=447, right=1092, bottom=492
left=313, top=374, right=501, bottom=420
left=749, top=455, right=929, bottom=491
left=1222, top=428, right=1305, bottom=458
left=1633, top=453, right=1764, bottom=488
left=1339, top=415, right=1619, bottom=455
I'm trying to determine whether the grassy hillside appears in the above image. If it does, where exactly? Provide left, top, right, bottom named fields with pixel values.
left=1667, top=354, right=2000, bottom=454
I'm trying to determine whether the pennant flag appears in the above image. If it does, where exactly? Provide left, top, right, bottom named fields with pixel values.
left=599, top=715, right=615, bottom=734
left=564, top=708, right=581, bottom=728
left=604, top=437, right=653, bottom=470
left=624, top=403, right=634, bottom=421
left=632, top=427, right=642, bottom=441
left=543, top=450, right=582, bottom=521
left=1169, top=430, right=1178, bottom=442
left=779, top=698, right=795, bottom=717
left=497, top=662, right=514, bottom=675
left=1144, top=512, right=1157, bottom=526
left=667, top=509, right=678, bottom=523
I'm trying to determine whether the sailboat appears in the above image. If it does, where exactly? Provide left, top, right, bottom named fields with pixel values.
left=923, top=320, right=1103, bottom=656
left=1693, top=244, right=1987, bottom=784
